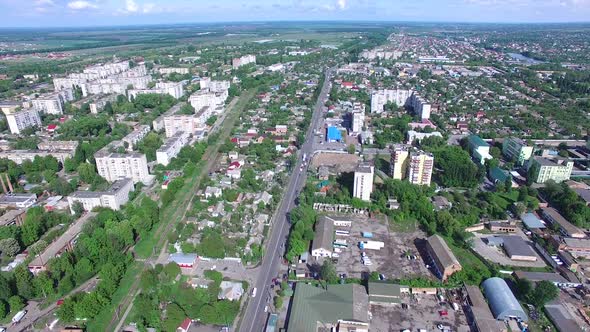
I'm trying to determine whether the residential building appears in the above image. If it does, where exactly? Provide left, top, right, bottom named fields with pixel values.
left=164, top=112, right=202, bottom=138
left=128, top=81, right=184, bottom=100
left=30, top=89, right=74, bottom=115
left=541, top=207, right=585, bottom=238
left=353, top=164, right=374, bottom=201
left=89, top=94, right=117, bottom=114
left=467, top=135, right=493, bottom=165
left=95, top=144, right=151, bottom=184
left=425, top=234, right=462, bottom=281
left=311, top=216, right=334, bottom=258
left=370, top=89, right=431, bottom=119
left=0, top=193, right=37, bottom=209
left=156, top=132, right=190, bottom=166
left=0, top=149, right=74, bottom=164
left=0, top=209, right=27, bottom=226
left=122, top=125, right=151, bottom=150
left=408, top=150, right=434, bottom=186
left=204, top=186, right=222, bottom=199
left=286, top=283, right=369, bottom=332
left=528, top=157, right=573, bottom=183
left=158, top=67, right=189, bottom=75
left=406, top=130, right=442, bottom=144
left=37, top=140, right=79, bottom=152
left=232, top=54, right=256, bottom=69
left=351, top=110, right=365, bottom=133
left=390, top=145, right=409, bottom=180
left=67, top=178, right=134, bottom=214
left=168, top=253, right=198, bottom=268
left=482, top=277, right=528, bottom=322
left=502, top=137, right=534, bottom=166
left=2, top=106, right=41, bottom=135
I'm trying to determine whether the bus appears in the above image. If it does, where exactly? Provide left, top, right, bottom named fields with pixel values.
left=335, top=230, right=350, bottom=236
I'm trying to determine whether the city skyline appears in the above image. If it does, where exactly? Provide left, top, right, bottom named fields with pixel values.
left=2, top=0, right=590, bottom=27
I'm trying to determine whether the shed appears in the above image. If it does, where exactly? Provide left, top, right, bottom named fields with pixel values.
left=544, top=302, right=584, bottom=332
left=482, top=277, right=528, bottom=322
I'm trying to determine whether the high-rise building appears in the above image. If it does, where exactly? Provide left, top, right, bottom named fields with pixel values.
left=502, top=137, right=534, bottom=166
left=95, top=144, right=151, bottom=184
left=390, top=145, right=410, bottom=180
left=370, top=89, right=431, bottom=120
left=67, top=178, right=134, bottom=213
left=408, top=150, right=434, bottom=186
left=156, top=131, right=190, bottom=166
left=232, top=55, right=256, bottom=69
left=2, top=106, right=41, bottom=135
left=351, top=110, right=365, bottom=133
left=353, top=164, right=374, bottom=201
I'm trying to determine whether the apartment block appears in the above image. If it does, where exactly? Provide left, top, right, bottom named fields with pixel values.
left=89, top=94, right=117, bottom=114
left=53, top=61, right=131, bottom=91
left=528, top=157, right=573, bottom=184
left=370, top=89, right=431, bottom=119
left=353, top=164, right=374, bottom=201
left=37, top=140, right=79, bottom=152
left=95, top=144, right=151, bottom=184
left=351, top=110, right=365, bottom=133
left=232, top=54, right=256, bottom=69
left=156, top=131, right=190, bottom=166
left=467, top=135, right=493, bottom=165
left=408, top=150, right=434, bottom=186
left=30, top=89, right=74, bottom=115
left=1, top=105, right=42, bottom=135
left=390, top=145, right=410, bottom=180
left=0, top=150, right=74, bottom=164
left=122, top=125, right=151, bottom=150
left=67, top=178, right=134, bottom=214
left=502, top=137, right=534, bottom=166
left=158, top=67, right=190, bottom=75
left=128, top=81, right=184, bottom=100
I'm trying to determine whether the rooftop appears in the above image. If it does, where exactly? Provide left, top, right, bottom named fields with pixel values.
left=502, top=236, right=537, bottom=258
left=513, top=271, right=569, bottom=284
left=544, top=302, right=584, bottom=332
left=312, top=216, right=334, bottom=252
left=521, top=213, right=545, bottom=229
left=427, top=234, right=460, bottom=268
left=468, top=135, right=489, bottom=148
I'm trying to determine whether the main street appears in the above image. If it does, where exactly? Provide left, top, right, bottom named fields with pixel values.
left=239, top=68, right=334, bottom=332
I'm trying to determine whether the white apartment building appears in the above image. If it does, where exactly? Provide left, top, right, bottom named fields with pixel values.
left=30, top=89, right=74, bottom=115
left=406, top=130, right=443, bottom=144
left=353, top=164, right=374, bottom=201
left=0, top=150, right=74, bottom=164
left=37, top=140, right=79, bottom=152
left=408, top=151, right=434, bottom=186
left=53, top=61, right=131, bottom=91
left=89, top=94, right=117, bottom=114
left=158, top=67, right=189, bottom=75
left=529, top=157, right=573, bottom=184
left=164, top=113, right=201, bottom=138
left=95, top=149, right=151, bottom=184
left=67, top=178, right=134, bottom=214
left=232, top=55, right=256, bottom=69
left=503, top=137, right=534, bottom=166
left=360, top=49, right=402, bottom=60
left=156, top=131, right=190, bottom=166
left=351, top=110, right=365, bottom=133
left=122, top=125, right=151, bottom=150
left=371, top=89, right=431, bottom=119
left=2, top=106, right=42, bottom=135
left=128, top=81, right=184, bottom=100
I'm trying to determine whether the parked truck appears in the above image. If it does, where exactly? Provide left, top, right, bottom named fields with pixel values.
left=361, top=232, right=373, bottom=238
left=358, top=241, right=385, bottom=250
left=12, top=310, right=26, bottom=324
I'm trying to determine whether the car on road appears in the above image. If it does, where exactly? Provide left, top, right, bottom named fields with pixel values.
left=251, top=287, right=257, bottom=298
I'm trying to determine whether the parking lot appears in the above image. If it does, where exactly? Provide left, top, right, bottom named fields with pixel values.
left=370, top=290, right=470, bottom=332
left=329, top=215, right=433, bottom=280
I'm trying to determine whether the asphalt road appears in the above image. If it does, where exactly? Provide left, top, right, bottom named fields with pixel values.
left=239, top=68, right=334, bottom=332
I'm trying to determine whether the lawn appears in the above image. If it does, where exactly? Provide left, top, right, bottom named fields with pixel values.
left=85, top=261, right=142, bottom=331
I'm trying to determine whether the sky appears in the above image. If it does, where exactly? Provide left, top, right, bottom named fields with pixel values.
left=1, top=0, right=590, bottom=27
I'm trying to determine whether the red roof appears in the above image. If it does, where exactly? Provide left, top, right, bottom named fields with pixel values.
left=47, top=124, right=58, bottom=131
left=178, top=317, right=192, bottom=331
left=341, top=81, right=353, bottom=87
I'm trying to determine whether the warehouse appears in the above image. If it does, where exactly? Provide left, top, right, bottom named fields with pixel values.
left=463, top=285, right=507, bottom=332
left=368, top=282, right=409, bottom=306
left=482, top=277, right=528, bottom=322
left=513, top=271, right=581, bottom=288
left=425, top=234, right=462, bottom=281
left=544, top=302, right=584, bottom=332
left=502, top=236, right=538, bottom=261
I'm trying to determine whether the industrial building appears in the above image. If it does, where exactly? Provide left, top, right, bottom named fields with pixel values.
left=463, top=285, right=508, bottom=332
left=541, top=207, right=585, bottom=238
left=501, top=236, right=538, bottom=261
left=544, top=302, right=584, bottom=332
left=311, top=216, right=334, bottom=258
left=482, top=277, right=528, bottom=322
left=368, top=282, right=409, bottom=306
left=425, top=235, right=462, bottom=281
left=0, top=193, right=37, bottom=209
left=513, top=271, right=581, bottom=288
left=287, top=283, right=369, bottom=332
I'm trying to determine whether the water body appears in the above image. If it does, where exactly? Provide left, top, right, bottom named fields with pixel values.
left=507, top=52, right=544, bottom=64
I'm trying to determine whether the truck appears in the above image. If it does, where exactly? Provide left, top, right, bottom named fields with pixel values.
left=361, top=232, right=374, bottom=238
left=334, top=239, right=347, bottom=245
left=302, top=153, right=307, bottom=162
left=358, top=241, right=385, bottom=250
left=12, top=310, right=27, bottom=324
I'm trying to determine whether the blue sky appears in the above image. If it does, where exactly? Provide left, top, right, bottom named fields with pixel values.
left=1, top=0, right=590, bottom=27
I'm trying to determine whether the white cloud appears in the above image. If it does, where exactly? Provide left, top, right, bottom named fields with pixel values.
left=125, top=0, right=139, bottom=13
left=337, top=0, right=347, bottom=10
left=142, top=3, right=156, bottom=13
left=67, top=1, right=98, bottom=10
left=35, top=0, right=55, bottom=5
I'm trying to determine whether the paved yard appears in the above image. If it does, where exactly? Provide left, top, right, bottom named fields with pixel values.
left=471, top=231, right=546, bottom=268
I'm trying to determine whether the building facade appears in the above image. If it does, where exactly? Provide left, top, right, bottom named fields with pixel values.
left=502, top=137, right=534, bottom=166
left=3, top=108, right=41, bottom=135
left=67, top=178, right=134, bottom=213
left=353, top=165, right=374, bottom=201
left=156, top=131, right=190, bottom=166
left=408, top=150, right=434, bottom=186
left=95, top=150, right=150, bottom=184
left=529, top=157, right=573, bottom=183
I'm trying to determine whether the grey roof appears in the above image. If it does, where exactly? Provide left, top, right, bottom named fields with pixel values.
left=0, top=209, right=26, bottom=226
left=573, top=188, right=590, bottom=204
left=286, top=283, right=368, bottom=332
left=168, top=253, right=198, bottom=265
left=563, top=237, right=590, bottom=249
left=485, top=236, right=505, bottom=246
left=542, top=207, right=584, bottom=237
left=71, top=178, right=132, bottom=198
left=521, top=213, right=545, bottom=229
left=427, top=234, right=460, bottom=268
left=312, top=216, right=334, bottom=252
left=502, top=236, right=537, bottom=258
left=368, top=282, right=401, bottom=300
left=464, top=285, right=507, bottom=332
left=0, top=193, right=36, bottom=204
left=544, top=303, right=584, bottom=332
left=513, top=271, right=569, bottom=284
left=482, top=277, right=528, bottom=322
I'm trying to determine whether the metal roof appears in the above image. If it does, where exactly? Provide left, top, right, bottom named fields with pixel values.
left=502, top=236, right=537, bottom=259
left=286, top=283, right=368, bottom=332
left=544, top=303, right=584, bottom=332
left=468, top=135, right=489, bottom=148
left=326, top=126, right=342, bottom=141
left=521, top=213, right=545, bottom=229
left=312, top=216, right=334, bottom=252
left=427, top=234, right=460, bottom=268
left=482, top=277, right=528, bottom=322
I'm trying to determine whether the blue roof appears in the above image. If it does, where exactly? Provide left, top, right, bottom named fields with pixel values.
left=522, top=213, right=545, bottom=229
left=489, top=167, right=510, bottom=183
left=482, top=277, right=528, bottom=322
left=327, top=126, right=342, bottom=141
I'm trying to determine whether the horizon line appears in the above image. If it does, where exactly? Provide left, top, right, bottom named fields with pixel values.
left=1, top=19, right=590, bottom=30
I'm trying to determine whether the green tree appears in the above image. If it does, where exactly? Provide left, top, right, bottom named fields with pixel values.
left=0, top=238, right=20, bottom=257
left=273, top=296, right=283, bottom=309
left=529, top=280, right=559, bottom=307
left=347, top=144, right=356, bottom=154
left=320, top=260, right=338, bottom=284
left=8, top=295, right=25, bottom=312
left=0, top=299, right=7, bottom=319
left=77, top=162, right=97, bottom=184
